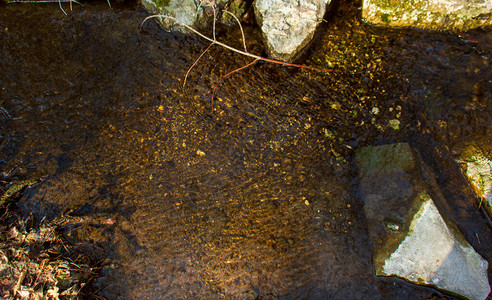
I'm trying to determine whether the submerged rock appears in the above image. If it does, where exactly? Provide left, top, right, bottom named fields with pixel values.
left=362, top=0, right=492, bottom=31
left=383, top=195, right=490, bottom=300
left=254, top=0, right=331, bottom=62
left=356, top=143, right=490, bottom=300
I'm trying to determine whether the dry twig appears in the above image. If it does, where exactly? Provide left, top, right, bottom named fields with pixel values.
left=14, top=268, right=27, bottom=296
left=143, top=14, right=336, bottom=73
left=142, top=12, right=337, bottom=110
left=183, top=42, right=214, bottom=89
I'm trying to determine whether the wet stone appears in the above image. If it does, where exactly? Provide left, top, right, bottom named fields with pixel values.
left=457, top=145, right=492, bottom=219
left=356, top=143, right=491, bottom=300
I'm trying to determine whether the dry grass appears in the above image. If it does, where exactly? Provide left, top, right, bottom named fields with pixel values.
left=0, top=180, right=105, bottom=299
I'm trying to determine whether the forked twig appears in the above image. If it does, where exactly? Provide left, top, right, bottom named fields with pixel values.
left=222, top=10, right=247, bottom=52
left=183, top=42, right=214, bottom=89
left=141, top=13, right=338, bottom=110
left=57, top=0, right=109, bottom=15
left=59, top=0, right=68, bottom=15
left=183, top=7, right=248, bottom=90
left=141, top=15, right=337, bottom=74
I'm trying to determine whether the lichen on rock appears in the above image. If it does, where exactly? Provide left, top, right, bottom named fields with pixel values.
left=362, top=0, right=492, bottom=31
left=254, top=0, right=332, bottom=62
left=457, top=145, right=492, bottom=219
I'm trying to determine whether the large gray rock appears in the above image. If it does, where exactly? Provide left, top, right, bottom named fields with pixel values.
left=362, top=0, right=492, bottom=31
left=356, top=143, right=490, bottom=300
left=383, top=194, right=490, bottom=300
left=254, top=0, right=331, bottom=62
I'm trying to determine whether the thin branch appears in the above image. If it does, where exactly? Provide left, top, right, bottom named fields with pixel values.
left=211, top=59, right=259, bottom=111
left=141, top=13, right=339, bottom=112
left=14, top=268, right=27, bottom=296
left=222, top=10, right=247, bottom=52
left=59, top=0, right=67, bottom=15
left=141, top=15, right=338, bottom=73
left=183, top=42, right=214, bottom=89
left=212, top=5, right=217, bottom=41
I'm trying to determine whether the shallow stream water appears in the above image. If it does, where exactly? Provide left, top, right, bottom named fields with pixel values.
left=0, top=1, right=491, bottom=298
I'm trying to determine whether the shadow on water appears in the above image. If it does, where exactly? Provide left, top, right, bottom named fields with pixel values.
left=0, top=0, right=490, bottom=298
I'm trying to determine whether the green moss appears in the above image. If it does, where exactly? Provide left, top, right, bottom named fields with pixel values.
left=222, top=0, right=247, bottom=24
left=154, top=0, right=170, bottom=9
left=381, top=13, right=390, bottom=23
left=356, top=143, right=415, bottom=176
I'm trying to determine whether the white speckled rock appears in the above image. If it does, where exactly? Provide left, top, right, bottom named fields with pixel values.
left=254, top=0, right=331, bottom=62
